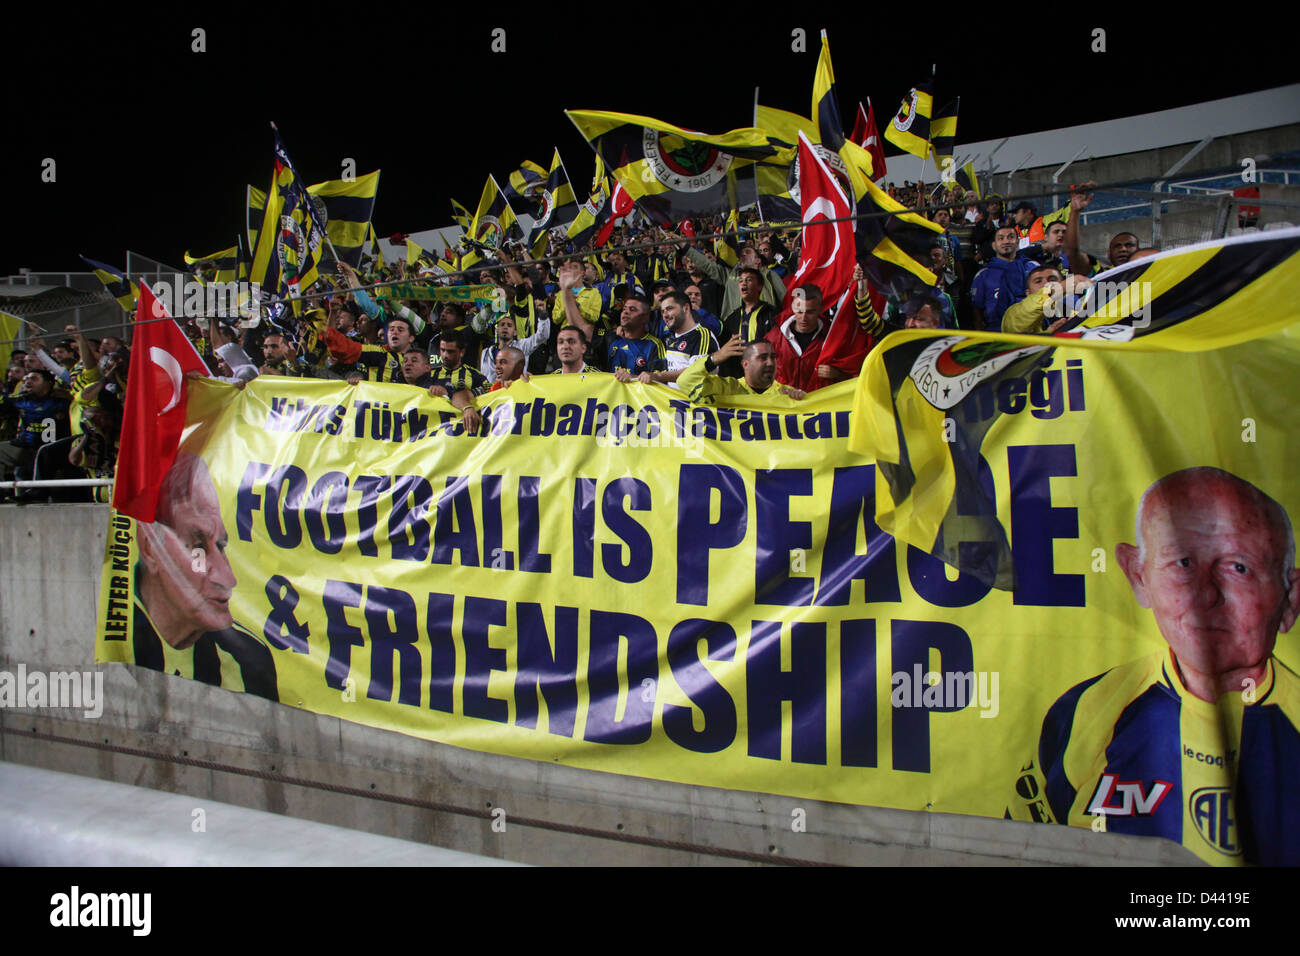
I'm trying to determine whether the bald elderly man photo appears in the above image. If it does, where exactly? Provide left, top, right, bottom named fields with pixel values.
left=132, top=452, right=278, bottom=700
left=1008, top=467, right=1300, bottom=865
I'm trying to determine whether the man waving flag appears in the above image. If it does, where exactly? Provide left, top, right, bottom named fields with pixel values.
left=783, top=131, right=868, bottom=376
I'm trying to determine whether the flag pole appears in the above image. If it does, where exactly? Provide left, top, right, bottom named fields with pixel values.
left=919, top=63, right=936, bottom=204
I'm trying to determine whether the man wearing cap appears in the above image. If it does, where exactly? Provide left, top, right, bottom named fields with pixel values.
left=971, top=194, right=1009, bottom=263
left=1010, top=201, right=1038, bottom=248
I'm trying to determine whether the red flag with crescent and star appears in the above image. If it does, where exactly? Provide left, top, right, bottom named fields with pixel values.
left=112, top=281, right=211, bottom=522
left=778, top=131, right=856, bottom=322
left=850, top=99, right=888, bottom=183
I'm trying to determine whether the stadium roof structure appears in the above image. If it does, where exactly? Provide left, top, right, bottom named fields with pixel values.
left=0, top=283, right=111, bottom=317
left=892, top=84, right=1300, bottom=181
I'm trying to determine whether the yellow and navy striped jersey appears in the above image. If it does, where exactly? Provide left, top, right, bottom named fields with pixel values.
left=430, top=363, right=488, bottom=397
left=722, top=301, right=778, bottom=346
left=662, top=325, right=718, bottom=374
left=1008, top=650, right=1300, bottom=866
left=853, top=294, right=885, bottom=336
left=352, top=344, right=404, bottom=383
left=68, top=365, right=102, bottom=437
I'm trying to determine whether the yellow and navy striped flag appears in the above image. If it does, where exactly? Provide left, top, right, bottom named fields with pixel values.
left=753, top=104, right=815, bottom=224
left=754, top=103, right=816, bottom=151
left=246, top=185, right=266, bottom=251
left=80, top=256, right=139, bottom=313
left=308, top=169, right=381, bottom=268
left=715, top=208, right=743, bottom=268
left=183, top=246, right=238, bottom=286
left=848, top=227, right=1300, bottom=590
left=565, top=176, right=611, bottom=249
left=364, top=223, right=386, bottom=270
left=534, top=149, right=579, bottom=235
left=812, top=30, right=846, bottom=153
left=450, top=198, right=472, bottom=231
left=528, top=149, right=580, bottom=257
left=470, top=175, right=523, bottom=252
left=0, top=309, right=21, bottom=372
left=250, top=127, right=326, bottom=306
left=954, top=160, right=981, bottom=199
left=884, top=82, right=934, bottom=159
left=406, top=236, right=424, bottom=268
left=503, top=160, right=547, bottom=217
left=840, top=139, right=944, bottom=295
left=930, top=97, right=959, bottom=167
left=567, top=110, right=777, bottom=226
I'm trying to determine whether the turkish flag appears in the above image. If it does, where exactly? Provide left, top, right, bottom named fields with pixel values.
left=112, top=281, right=211, bottom=522
left=819, top=284, right=875, bottom=376
left=780, top=131, right=856, bottom=321
left=851, top=99, right=888, bottom=183
left=596, top=181, right=635, bottom=246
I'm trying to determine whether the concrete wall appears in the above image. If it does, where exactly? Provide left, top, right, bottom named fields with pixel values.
left=0, top=504, right=1196, bottom=866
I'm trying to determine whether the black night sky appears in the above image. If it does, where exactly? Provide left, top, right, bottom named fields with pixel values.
left=3, top=8, right=1296, bottom=276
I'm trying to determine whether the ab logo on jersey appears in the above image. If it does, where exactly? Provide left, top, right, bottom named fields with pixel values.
left=1190, top=787, right=1241, bottom=856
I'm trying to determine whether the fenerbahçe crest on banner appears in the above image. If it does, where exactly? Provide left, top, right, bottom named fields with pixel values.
left=641, top=128, right=734, bottom=192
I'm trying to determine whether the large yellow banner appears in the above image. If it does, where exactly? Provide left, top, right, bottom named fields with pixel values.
left=96, top=328, right=1300, bottom=865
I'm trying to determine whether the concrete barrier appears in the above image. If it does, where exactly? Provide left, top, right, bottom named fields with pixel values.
left=0, top=503, right=1197, bottom=866
left=0, top=761, right=518, bottom=866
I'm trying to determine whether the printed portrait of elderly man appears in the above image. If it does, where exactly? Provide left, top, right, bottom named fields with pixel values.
left=132, top=451, right=278, bottom=700
left=1008, top=467, right=1300, bottom=865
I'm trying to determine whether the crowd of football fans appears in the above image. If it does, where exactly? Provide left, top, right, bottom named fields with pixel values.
left=1, top=179, right=1149, bottom=501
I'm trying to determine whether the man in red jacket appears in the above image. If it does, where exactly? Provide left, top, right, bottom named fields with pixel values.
left=765, top=284, right=832, bottom=392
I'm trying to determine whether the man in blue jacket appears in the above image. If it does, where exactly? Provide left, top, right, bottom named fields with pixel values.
left=970, top=226, right=1041, bottom=330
